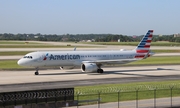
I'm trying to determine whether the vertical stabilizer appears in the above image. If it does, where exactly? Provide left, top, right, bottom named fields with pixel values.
left=135, top=30, right=153, bottom=58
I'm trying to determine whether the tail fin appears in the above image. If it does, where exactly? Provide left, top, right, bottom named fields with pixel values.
left=136, top=30, right=153, bottom=53
left=135, top=30, right=153, bottom=59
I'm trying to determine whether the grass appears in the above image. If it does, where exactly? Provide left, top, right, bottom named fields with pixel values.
left=75, top=80, right=180, bottom=93
left=80, top=42, right=180, bottom=46
left=128, top=56, right=180, bottom=65
left=152, top=49, right=180, bottom=53
left=0, top=45, right=96, bottom=48
left=0, top=41, right=41, bottom=44
left=1, top=41, right=180, bottom=46
left=77, top=89, right=179, bottom=104
left=81, top=42, right=139, bottom=46
left=75, top=80, right=180, bottom=104
left=0, top=41, right=101, bottom=48
left=0, top=60, right=27, bottom=69
left=0, top=51, right=31, bottom=56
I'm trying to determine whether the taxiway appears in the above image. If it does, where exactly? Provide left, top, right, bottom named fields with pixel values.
left=0, top=65, right=180, bottom=92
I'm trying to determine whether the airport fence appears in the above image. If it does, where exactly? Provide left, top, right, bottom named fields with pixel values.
left=0, top=88, right=74, bottom=108
left=73, top=84, right=180, bottom=108
left=0, top=84, right=180, bottom=108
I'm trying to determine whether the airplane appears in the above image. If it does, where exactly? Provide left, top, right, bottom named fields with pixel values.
left=17, top=30, right=154, bottom=75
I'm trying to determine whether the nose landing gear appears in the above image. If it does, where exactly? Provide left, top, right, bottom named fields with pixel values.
left=35, top=71, right=39, bottom=75
left=35, top=67, right=39, bottom=75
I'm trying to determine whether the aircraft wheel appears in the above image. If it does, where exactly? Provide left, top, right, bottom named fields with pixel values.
left=97, top=69, right=104, bottom=73
left=100, top=69, right=104, bottom=73
left=35, top=72, right=39, bottom=75
left=97, top=69, right=100, bottom=73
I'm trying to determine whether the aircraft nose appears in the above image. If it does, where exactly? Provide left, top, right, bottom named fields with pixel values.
left=17, top=59, right=25, bottom=66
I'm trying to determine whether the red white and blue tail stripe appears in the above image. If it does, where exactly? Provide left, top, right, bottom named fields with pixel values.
left=135, top=30, right=153, bottom=58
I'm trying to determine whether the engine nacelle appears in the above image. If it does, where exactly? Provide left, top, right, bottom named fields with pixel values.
left=81, top=63, right=98, bottom=72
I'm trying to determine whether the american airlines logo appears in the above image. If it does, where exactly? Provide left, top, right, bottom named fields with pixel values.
left=44, top=53, right=80, bottom=60
left=43, top=53, right=49, bottom=60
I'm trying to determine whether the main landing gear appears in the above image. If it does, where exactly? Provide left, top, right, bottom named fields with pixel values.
left=97, top=69, right=104, bottom=73
left=35, top=67, right=39, bottom=75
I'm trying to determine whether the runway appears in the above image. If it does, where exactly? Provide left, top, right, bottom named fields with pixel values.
left=0, top=65, right=180, bottom=92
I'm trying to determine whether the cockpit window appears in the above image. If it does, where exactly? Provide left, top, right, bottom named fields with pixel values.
left=23, top=56, right=33, bottom=59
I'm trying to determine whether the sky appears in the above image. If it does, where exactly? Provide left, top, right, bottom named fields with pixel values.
left=0, top=0, right=180, bottom=35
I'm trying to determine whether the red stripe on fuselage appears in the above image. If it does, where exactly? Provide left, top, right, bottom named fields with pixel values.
left=135, top=55, right=145, bottom=58
left=136, top=50, right=149, bottom=53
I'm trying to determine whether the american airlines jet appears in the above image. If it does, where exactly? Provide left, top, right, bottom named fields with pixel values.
left=17, top=30, right=154, bottom=75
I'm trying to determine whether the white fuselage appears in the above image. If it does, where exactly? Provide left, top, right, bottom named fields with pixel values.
left=18, top=50, right=137, bottom=67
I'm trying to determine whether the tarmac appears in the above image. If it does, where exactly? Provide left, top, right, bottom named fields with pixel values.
left=0, top=65, right=180, bottom=92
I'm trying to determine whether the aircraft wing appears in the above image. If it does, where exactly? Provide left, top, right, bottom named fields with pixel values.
left=82, top=58, right=141, bottom=64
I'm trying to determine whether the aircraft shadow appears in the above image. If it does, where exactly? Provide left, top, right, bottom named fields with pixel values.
left=105, top=68, right=174, bottom=73
left=89, top=68, right=175, bottom=77
left=39, top=71, right=85, bottom=76
left=39, top=68, right=175, bottom=77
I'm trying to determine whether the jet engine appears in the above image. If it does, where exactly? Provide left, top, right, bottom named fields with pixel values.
left=81, top=63, right=98, bottom=72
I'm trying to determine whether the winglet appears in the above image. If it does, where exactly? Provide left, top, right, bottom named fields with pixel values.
left=74, top=47, right=76, bottom=51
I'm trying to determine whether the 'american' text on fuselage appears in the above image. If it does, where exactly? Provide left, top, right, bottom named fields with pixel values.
left=49, top=54, right=80, bottom=60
